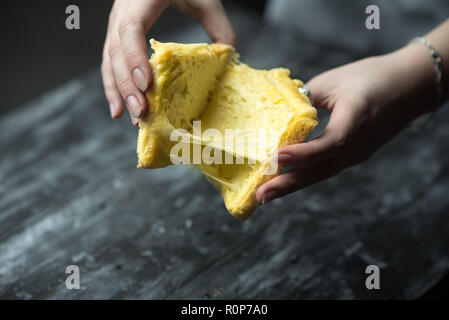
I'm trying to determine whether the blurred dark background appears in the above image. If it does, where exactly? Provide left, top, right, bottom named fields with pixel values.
left=0, top=0, right=266, bottom=116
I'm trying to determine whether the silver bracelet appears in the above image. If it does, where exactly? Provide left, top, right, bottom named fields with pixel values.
left=410, top=37, right=443, bottom=105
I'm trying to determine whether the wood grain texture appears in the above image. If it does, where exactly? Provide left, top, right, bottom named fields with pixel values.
left=1, top=12, right=449, bottom=299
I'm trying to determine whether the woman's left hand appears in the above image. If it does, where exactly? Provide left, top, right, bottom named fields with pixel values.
left=256, top=44, right=436, bottom=204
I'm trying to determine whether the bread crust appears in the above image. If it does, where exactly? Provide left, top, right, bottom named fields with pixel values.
left=137, top=39, right=318, bottom=220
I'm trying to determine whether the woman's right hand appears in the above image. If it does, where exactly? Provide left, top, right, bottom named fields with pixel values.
left=101, top=0, right=236, bottom=125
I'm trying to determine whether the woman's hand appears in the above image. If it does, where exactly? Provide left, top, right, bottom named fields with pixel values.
left=101, top=0, right=236, bottom=125
left=256, top=43, right=437, bottom=204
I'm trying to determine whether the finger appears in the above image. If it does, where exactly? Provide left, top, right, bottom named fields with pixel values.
left=119, top=20, right=152, bottom=92
left=173, top=0, right=236, bottom=46
left=102, top=36, right=125, bottom=118
left=102, top=58, right=125, bottom=118
left=109, top=39, right=147, bottom=118
left=118, top=0, right=168, bottom=92
left=256, top=159, right=343, bottom=204
left=306, top=73, right=334, bottom=109
left=277, top=131, right=338, bottom=168
left=277, top=103, right=355, bottom=167
left=198, top=1, right=236, bottom=46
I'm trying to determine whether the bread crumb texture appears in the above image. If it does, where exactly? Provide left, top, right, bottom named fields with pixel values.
left=137, top=39, right=318, bottom=220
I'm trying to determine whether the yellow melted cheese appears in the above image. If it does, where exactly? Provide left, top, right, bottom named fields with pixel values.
left=137, top=39, right=318, bottom=220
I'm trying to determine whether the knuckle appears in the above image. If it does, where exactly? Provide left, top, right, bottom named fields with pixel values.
left=118, top=19, right=142, bottom=35
left=284, top=174, right=299, bottom=191
left=103, top=81, right=117, bottom=94
left=108, top=43, right=122, bottom=58
left=333, top=132, right=348, bottom=150
left=125, top=48, right=142, bottom=64
left=116, top=76, right=134, bottom=92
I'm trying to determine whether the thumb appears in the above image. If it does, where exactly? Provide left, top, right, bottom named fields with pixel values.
left=306, top=73, right=334, bottom=110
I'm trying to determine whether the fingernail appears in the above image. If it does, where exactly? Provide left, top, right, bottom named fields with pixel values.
left=277, top=153, right=294, bottom=165
left=133, top=67, right=148, bottom=92
left=261, top=190, right=278, bottom=204
left=109, top=103, right=116, bottom=118
left=127, top=95, right=142, bottom=118
left=109, top=102, right=119, bottom=118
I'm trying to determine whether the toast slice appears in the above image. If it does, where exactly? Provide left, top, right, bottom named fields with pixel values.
left=137, top=39, right=318, bottom=220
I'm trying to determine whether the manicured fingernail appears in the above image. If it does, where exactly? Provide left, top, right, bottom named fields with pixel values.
left=127, top=95, right=142, bottom=118
left=277, top=153, right=294, bottom=165
left=261, top=190, right=278, bottom=204
left=133, top=67, right=148, bottom=92
left=109, top=102, right=118, bottom=118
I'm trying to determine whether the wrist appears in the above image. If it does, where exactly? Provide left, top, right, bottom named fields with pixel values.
left=383, top=43, right=439, bottom=117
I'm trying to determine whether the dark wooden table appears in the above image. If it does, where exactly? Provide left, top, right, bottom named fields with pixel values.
left=1, top=10, right=449, bottom=299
